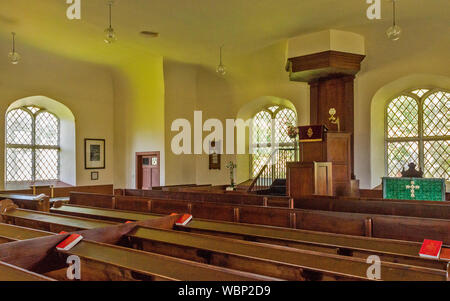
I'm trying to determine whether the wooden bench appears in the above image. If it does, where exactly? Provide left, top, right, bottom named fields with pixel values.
left=69, top=192, right=450, bottom=244
left=51, top=203, right=449, bottom=271
left=126, top=226, right=448, bottom=281
left=0, top=261, right=55, bottom=281
left=114, top=189, right=291, bottom=207
left=0, top=185, right=114, bottom=199
left=293, top=196, right=450, bottom=219
left=1, top=203, right=116, bottom=233
left=0, top=193, right=50, bottom=212
left=115, top=188, right=450, bottom=219
left=0, top=212, right=273, bottom=281
left=3, top=203, right=450, bottom=281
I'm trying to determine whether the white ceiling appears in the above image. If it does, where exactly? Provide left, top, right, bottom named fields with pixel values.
left=0, top=0, right=448, bottom=66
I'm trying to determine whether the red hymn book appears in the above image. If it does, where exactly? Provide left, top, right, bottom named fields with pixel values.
left=56, top=234, right=83, bottom=251
left=176, top=214, right=193, bottom=226
left=419, top=239, right=443, bottom=259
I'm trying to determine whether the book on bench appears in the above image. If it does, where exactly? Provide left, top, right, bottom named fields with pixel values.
left=56, top=234, right=83, bottom=251
left=419, top=239, right=442, bottom=259
left=175, top=214, right=193, bottom=226
left=439, top=248, right=450, bottom=261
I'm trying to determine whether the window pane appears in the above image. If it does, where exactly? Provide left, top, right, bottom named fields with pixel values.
left=386, top=95, right=418, bottom=138
left=252, top=147, right=272, bottom=177
left=424, top=140, right=449, bottom=180
left=275, top=108, right=297, bottom=144
left=6, top=109, right=32, bottom=145
left=387, top=141, right=419, bottom=177
left=252, top=111, right=272, bottom=144
left=35, top=112, right=59, bottom=146
left=411, top=89, right=429, bottom=98
left=273, top=147, right=296, bottom=178
left=423, top=91, right=449, bottom=137
left=35, top=149, right=59, bottom=181
left=6, top=148, right=32, bottom=182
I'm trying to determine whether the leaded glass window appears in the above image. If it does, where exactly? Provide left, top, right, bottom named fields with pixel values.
left=6, top=107, right=60, bottom=183
left=385, top=88, right=449, bottom=180
left=251, top=106, right=297, bottom=177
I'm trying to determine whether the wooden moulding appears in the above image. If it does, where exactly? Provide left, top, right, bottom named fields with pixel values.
left=287, top=50, right=366, bottom=82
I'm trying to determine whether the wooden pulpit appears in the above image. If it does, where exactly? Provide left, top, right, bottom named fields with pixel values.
left=287, top=126, right=352, bottom=198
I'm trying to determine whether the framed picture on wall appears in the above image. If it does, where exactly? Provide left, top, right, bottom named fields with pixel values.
left=91, top=171, right=99, bottom=181
left=208, top=140, right=221, bottom=170
left=85, top=138, right=105, bottom=169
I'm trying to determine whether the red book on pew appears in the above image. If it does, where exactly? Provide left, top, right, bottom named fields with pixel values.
left=59, top=231, right=68, bottom=235
left=419, top=239, right=442, bottom=259
left=125, top=221, right=133, bottom=224
left=175, top=214, right=193, bottom=226
left=439, top=248, right=450, bottom=261
left=56, top=234, right=83, bottom=251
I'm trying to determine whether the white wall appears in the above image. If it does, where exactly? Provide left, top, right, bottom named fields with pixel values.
left=0, top=38, right=115, bottom=189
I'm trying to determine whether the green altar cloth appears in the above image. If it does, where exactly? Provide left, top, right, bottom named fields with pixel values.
left=382, top=177, right=446, bottom=201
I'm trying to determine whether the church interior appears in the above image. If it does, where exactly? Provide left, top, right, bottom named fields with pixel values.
left=0, top=0, right=448, bottom=284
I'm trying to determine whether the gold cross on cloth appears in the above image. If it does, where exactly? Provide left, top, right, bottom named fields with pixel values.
left=406, top=181, right=420, bottom=198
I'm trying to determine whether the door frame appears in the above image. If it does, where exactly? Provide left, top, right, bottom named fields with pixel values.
left=135, top=151, right=160, bottom=189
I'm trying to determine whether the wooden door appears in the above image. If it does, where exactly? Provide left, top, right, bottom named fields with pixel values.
left=136, top=152, right=160, bottom=189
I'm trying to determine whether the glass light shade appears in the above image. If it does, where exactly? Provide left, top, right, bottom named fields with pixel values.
left=386, top=25, right=402, bottom=41
left=216, top=64, right=226, bottom=75
left=8, top=51, right=20, bottom=65
left=104, top=27, right=117, bottom=44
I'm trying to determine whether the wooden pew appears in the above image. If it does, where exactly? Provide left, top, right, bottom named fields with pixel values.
left=0, top=193, right=50, bottom=212
left=293, top=196, right=450, bottom=219
left=109, top=194, right=450, bottom=244
left=51, top=204, right=449, bottom=271
left=0, top=184, right=114, bottom=198
left=114, top=188, right=450, bottom=220
left=126, top=226, right=448, bottom=281
left=116, top=189, right=291, bottom=207
left=52, top=239, right=275, bottom=281
left=117, top=187, right=450, bottom=219
left=1, top=202, right=116, bottom=233
left=0, top=224, right=54, bottom=281
left=0, top=261, right=55, bottom=281
left=52, top=204, right=163, bottom=222
left=0, top=213, right=273, bottom=281
left=3, top=204, right=449, bottom=281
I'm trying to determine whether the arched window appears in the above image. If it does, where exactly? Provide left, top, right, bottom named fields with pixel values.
left=6, top=106, right=60, bottom=183
left=385, top=88, right=449, bottom=179
left=251, top=106, right=297, bottom=177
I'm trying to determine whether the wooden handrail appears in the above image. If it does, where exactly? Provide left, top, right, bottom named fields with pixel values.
left=247, top=164, right=268, bottom=193
left=247, top=148, right=280, bottom=193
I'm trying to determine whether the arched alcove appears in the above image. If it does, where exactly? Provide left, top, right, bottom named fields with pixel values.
left=370, top=74, right=450, bottom=189
left=235, top=96, right=298, bottom=183
left=6, top=96, right=76, bottom=186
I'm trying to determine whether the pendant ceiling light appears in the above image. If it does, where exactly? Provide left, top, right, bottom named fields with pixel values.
left=386, top=0, right=402, bottom=41
left=216, top=45, right=226, bottom=76
left=8, top=32, right=20, bottom=65
left=104, top=1, right=116, bottom=44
